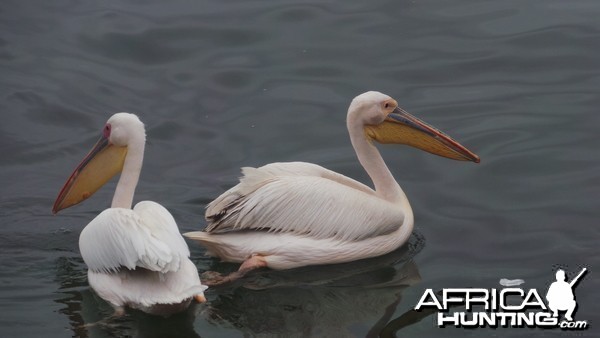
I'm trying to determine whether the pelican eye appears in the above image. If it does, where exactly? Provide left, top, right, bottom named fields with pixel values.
left=383, top=101, right=396, bottom=110
left=103, top=124, right=112, bottom=138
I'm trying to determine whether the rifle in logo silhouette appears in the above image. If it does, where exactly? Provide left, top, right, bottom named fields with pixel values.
left=569, top=268, right=587, bottom=287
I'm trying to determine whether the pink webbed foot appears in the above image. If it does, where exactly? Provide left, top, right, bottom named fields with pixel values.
left=202, top=255, right=268, bottom=286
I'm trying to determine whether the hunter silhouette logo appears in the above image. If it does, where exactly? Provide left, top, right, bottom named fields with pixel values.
left=414, top=267, right=589, bottom=330
left=546, top=268, right=586, bottom=322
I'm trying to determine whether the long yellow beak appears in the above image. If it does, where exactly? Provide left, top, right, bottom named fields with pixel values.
left=52, top=135, right=127, bottom=214
left=365, top=107, right=480, bottom=163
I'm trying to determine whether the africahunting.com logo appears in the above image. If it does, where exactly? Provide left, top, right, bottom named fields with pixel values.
left=415, top=268, right=588, bottom=330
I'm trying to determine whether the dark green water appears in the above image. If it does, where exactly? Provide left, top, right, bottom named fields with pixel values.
left=1, top=0, right=599, bottom=337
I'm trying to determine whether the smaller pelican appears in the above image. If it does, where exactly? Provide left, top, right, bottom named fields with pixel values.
left=53, top=113, right=207, bottom=317
left=185, top=91, right=479, bottom=285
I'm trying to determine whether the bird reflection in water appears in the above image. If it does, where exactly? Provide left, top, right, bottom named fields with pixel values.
left=203, top=232, right=425, bottom=337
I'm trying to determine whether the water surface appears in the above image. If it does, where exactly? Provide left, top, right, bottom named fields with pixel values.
left=1, top=0, right=599, bottom=337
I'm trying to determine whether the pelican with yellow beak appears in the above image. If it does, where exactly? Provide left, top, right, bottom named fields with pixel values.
left=53, top=113, right=207, bottom=316
left=185, top=91, right=480, bottom=285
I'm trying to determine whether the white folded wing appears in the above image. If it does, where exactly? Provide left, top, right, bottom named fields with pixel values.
left=205, top=162, right=405, bottom=242
left=79, top=201, right=190, bottom=274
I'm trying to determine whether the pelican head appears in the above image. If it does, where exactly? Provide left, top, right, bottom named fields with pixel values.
left=348, top=91, right=480, bottom=163
left=53, top=113, right=146, bottom=213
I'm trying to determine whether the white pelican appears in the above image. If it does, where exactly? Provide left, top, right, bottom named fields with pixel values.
left=185, top=91, right=479, bottom=284
left=53, top=113, right=207, bottom=316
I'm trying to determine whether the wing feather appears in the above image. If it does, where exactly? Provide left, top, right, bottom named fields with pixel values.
left=205, top=164, right=404, bottom=241
left=80, top=201, right=189, bottom=274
